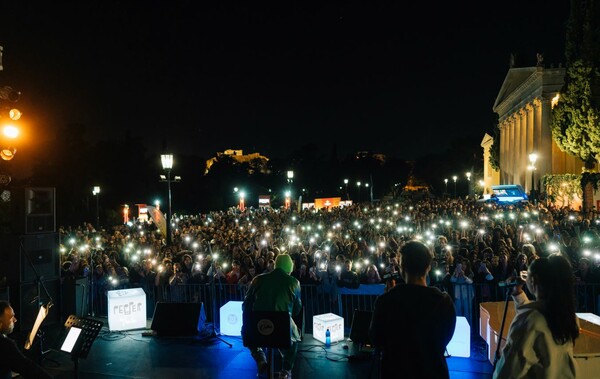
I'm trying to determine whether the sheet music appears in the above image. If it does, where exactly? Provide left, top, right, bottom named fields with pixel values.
left=24, top=303, right=50, bottom=350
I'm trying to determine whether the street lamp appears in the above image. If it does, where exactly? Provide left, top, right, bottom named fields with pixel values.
left=92, top=186, right=100, bottom=229
left=452, top=176, right=458, bottom=198
left=160, top=154, right=180, bottom=246
left=344, top=179, right=349, bottom=200
left=356, top=181, right=362, bottom=202
left=466, top=172, right=472, bottom=198
left=444, top=178, right=448, bottom=197
left=529, top=153, right=538, bottom=203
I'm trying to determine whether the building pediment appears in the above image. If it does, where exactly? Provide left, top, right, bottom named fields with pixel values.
left=493, top=67, right=537, bottom=112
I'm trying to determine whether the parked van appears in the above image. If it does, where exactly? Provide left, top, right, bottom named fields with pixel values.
left=479, top=184, right=529, bottom=204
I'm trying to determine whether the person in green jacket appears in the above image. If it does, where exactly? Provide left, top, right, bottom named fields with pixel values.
left=243, top=254, right=302, bottom=379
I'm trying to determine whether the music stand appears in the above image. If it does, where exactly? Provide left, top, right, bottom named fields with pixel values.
left=60, top=315, right=103, bottom=379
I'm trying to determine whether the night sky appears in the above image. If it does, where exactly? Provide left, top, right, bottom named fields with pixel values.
left=0, top=1, right=570, bottom=170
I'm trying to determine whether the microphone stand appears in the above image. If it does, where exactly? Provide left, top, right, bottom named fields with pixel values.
left=493, top=285, right=512, bottom=370
left=19, top=236, right=59, bottom=367
left=199, top=241, right=232, bottom=347
left=89, top=249, right=97, bottom=317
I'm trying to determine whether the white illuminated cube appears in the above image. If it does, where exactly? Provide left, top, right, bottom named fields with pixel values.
left=312, top=313, right=344, bottom=344
left=447, top=316, right=471, bottom=358
left=107, top=288, right=147, bottom=331
left=220, top=301, right=243, bottom=336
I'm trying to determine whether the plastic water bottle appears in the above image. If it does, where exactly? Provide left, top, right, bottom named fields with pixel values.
left=325, top=328, right=331, bottom=347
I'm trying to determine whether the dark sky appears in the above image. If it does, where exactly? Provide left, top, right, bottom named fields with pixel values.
left=0, top=1, right=570, bottom=167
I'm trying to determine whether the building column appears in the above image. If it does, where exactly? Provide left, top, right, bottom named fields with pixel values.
left=500, top=122, right=507, bottom=184
left=540, top=97, right=553, bottom=182
left=526, top=103, right=535, bottom=193
left=508, top=115, right=517, bottom=183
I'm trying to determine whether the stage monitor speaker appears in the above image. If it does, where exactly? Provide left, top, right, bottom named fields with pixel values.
left=15, top=278, right=60, bottom=332
left=0, top=186, right=56, bottom=235
left=150, top=302, right=206, bottom=336
left=349, top=309, right=373, bottom=347
left=62, top=276, right=89, bottom=318
left=0, top=233, right=60, bottom=283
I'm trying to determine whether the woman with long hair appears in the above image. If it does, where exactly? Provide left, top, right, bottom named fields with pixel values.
left=493, top=253, right=579, bottom=378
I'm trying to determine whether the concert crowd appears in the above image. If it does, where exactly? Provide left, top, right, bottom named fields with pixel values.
left=58, top=198, right=600, bottom=318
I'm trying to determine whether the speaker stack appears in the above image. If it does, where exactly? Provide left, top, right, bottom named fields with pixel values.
left=0, top=186, right=60, bottom=332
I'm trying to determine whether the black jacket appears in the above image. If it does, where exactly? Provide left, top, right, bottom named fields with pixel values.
left=0, top=334, right=53, bottom=379
left=369, top=284, right=456, bottom=379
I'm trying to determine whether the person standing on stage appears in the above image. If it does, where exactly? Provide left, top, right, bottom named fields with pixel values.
left=493, top=253, right=579, bottom=379
left=0, top=301, right=53, bottom=379
left=243, top=254, right=302, bottom=379
left=369, top=240, right=456, bottom=379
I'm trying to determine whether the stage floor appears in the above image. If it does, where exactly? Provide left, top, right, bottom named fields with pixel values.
left=14, top=317, right=494, bottom=379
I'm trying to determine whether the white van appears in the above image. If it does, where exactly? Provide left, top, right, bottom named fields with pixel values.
left=479, top=184, right=529, bottom=204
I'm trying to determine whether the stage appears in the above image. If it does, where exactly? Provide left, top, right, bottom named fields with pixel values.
left=13, top=317, right=494, bottom=379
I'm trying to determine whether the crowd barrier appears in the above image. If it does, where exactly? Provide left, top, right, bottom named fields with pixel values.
left=3, top=281, right=599, bottom=335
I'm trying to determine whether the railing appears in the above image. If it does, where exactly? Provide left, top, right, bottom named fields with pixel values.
left=87, top=281, right=600, bottom=335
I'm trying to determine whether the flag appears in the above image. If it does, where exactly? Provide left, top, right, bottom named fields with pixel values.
left=146, top=205, right=167, bottom=238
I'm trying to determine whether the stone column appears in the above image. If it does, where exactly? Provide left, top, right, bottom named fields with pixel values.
left=494, top=121, right=506, bottom=184
left=526, top=103, right=535, bottom=192
left=540, top=97, right=553, bottom=182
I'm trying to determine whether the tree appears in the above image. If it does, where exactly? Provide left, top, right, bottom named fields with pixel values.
left=550, top=0, right=600, bottom=215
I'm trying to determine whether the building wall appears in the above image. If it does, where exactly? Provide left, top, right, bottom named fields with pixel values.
left=492, top=66, right=582, bottom=193
left=480, top=133, right=499, bottom=195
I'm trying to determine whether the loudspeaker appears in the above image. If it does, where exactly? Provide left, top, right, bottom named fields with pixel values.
left=0, top=233, right=60, bottom=283
left=62, top=276, right=89, bottom=318
left=150, top=302, right=206, bottom=336
left=0, top=187, right=56, bottom=235
left=15, top=278, right=60, bottom=332
left=0, top=287, right=8, bottom=302
left=349, top=309, right=373, bottom=346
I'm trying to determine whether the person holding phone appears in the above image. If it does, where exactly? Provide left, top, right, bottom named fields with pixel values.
left=493, top=253, right=579, bottom=378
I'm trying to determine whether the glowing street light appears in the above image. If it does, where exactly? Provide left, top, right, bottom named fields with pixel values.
left=356, top=181, right=362, bottom=202
left=466, top=172, right=472, bottom=197
left=92, top=186, right=101, bottom=229
left=344, top=179, right=349, bottom=200
left=529, top=153, right=538, bottom=203
left=161, top=154, right=181, bottom=245
left=452, top=176, right=458, bottom=198
left=444, top=178, right=448, bottom=197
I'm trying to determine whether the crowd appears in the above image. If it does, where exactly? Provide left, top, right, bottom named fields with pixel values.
left=57, top=198, right=600, bottom=318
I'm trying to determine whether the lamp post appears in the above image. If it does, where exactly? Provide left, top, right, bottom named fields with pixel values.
left=356, top=181, right=362, bottom=202
left=161, top=154, right=174, bottom=246
left=452, top=176, right=458, bottom=198
left=529, top=153, right=538, bottom=203
left=92, top=186, right=100, bottom=229
left=444, top=178, right=448, bottom=197
left=466, top=172, right=472, bottom=198
left=344, top=179, right=349, bottom=200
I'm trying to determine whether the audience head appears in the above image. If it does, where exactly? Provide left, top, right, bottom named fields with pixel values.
left=400, top=240, right=433, bottom=278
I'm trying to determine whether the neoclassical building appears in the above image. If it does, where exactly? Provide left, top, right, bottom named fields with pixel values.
left=484, top=64, right=582, bottom=195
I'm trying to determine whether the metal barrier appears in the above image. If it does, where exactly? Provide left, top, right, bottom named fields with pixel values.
left=87, top=280, right=600, bottom=335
